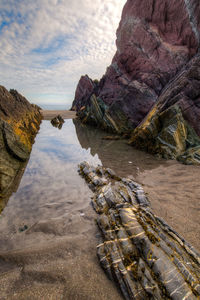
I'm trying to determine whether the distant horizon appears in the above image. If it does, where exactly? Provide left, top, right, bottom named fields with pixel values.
left=38, top=103, right=71, bottom=109
left=0, top=0, right=126, bottom=105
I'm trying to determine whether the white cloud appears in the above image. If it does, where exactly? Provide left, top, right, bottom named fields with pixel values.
left=0, top=0, right=126, bottom=106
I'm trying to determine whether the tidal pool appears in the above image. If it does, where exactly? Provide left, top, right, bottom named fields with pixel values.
left=0, top=118, right=199, bottom=299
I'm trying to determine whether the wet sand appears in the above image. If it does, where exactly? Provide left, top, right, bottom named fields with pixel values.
left=137, top=161, right=200, bottom=252
left=0, top=206, right=123, bottom=300
left=41, top=110, right=76, bottom=120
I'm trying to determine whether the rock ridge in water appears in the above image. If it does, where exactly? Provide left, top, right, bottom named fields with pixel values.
left=0, top=85, right=42, bottom=209
left=72, top=0, right=200, bottom=134
left=79, top=161, right=200, bottom=300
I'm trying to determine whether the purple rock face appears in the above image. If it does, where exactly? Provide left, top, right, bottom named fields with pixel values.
left=71, top=75, right=95, bottom=111
left=72, top=0, right=200, bottom=132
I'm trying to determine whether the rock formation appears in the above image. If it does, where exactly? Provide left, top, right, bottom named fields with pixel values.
left=72, top=0, right=200, bottom=133
left=79, top=161, right=200, bottom=300
left=130, top=54, right=200, bottom=164
left=72, top=0, right=200, bottom=162
left=0, top=86, right=42, bottom=209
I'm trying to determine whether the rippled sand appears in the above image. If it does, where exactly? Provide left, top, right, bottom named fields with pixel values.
left=0, top=119, right=199, bottom=299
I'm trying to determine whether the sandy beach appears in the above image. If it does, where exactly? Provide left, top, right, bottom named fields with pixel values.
left=41, top=110, right=77, bottom=120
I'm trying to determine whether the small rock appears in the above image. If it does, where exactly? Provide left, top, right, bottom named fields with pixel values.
left=19, top=224, right=28, bottom=232
left=51, top=115, right=65, bottom=129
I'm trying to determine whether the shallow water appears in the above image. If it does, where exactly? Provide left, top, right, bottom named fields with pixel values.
left=74, top=120, right=200, bottom=251
left=0, top=119, right=199, bottom=299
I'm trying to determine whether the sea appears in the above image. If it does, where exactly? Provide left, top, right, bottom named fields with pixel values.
left=39, top=104, right=70, bottom=110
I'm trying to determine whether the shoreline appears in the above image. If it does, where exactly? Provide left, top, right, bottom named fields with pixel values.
left=41, top=109, right=76, bottom=120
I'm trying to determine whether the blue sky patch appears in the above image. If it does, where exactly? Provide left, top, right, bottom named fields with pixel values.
left=0, top=0, right=126, bottom=105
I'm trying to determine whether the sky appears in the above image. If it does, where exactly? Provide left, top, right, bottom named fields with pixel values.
left=0, top=0, right=126, bottom=107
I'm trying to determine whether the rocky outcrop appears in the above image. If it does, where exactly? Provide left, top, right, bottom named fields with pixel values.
left=79, top=162, right=200, bottom=300
left=0, top=86, right=42, bottom=208
left=130, top=54, right=200, bottom=164
left=72, top=0, right=200, bottom=134
left=71, top=75, right=96, bottom=111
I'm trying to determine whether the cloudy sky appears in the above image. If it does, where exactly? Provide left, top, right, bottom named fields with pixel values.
left=0, top=0, right=126, bottom=107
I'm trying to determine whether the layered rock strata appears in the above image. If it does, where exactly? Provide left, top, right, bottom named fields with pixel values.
left=72, top=0, right=200, bottom=134
left=79, top=162, right=200, bottom=300
left=0, top=86, right=42, bottom=208
left=130, top=54, right=200, bottom=164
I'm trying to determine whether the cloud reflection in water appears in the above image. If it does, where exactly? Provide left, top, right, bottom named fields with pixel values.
left=0, top=120, right=101, bottom=250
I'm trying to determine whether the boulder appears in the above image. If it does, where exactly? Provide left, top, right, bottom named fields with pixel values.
left=51, top=115, right=65, bottom=129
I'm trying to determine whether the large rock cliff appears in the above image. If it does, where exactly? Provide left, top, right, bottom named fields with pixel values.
left=0, top=86, right=42, bottom=209
left=72, top=0, right=200, bottom=136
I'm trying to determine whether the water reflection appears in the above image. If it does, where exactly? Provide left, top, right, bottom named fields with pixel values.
left=1, top=118, right=199, bottom=254
left=0, top=117, right=199, bottom=300
left=0, top=120, right=101, bottom=251
left=1, top=118, right=164, bottom=250
left=51, top=121, right=64, bottom=129
left=0, top=161, right=27, bottom=213
left=0, top=121, right=123, bottom=300
left=73, top=119, right=165, bottom=178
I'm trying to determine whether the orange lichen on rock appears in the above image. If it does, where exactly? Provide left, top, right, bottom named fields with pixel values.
left=12, top=113, right=41, bottom=151
left=0, top=86, right=42, bottom=201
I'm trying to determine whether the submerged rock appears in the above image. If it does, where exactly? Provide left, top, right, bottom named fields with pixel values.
left=0, top=86, right=42, bottom=209
left=51, top=115, right=65, bottom=129
left=130, top=55, right=200, bottom=164
left=72, top=0, right=200, bottom=134
left=79, top=162, right=200, bottom=300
